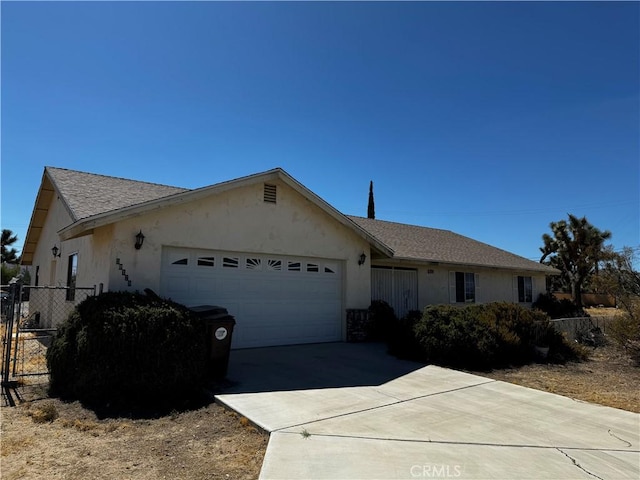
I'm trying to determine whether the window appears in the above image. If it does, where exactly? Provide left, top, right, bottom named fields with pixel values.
left=287, top=261, right=301, bottom=272
left=66, top=253, right=78, bottom=301
left=518, top=276, right=533, bottom=303
left=246, top=258, right=262, bottom=270
left=452, top=272, right=476, bottom=303
left=197, top=256, right=215, bottom=267
left=223, top=257, right=239, bottom=268
left=172, top=258, right=188, bottom=265
left=267, top=259, right=282, bottom=271
left=306, top=263, right=319, bottom=273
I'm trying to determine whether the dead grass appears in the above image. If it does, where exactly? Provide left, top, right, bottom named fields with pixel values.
left=1, top=399, right=268, bottom=480
left=479, top=342, right=639, bottom=413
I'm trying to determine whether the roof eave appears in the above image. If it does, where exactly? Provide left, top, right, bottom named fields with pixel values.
left=375, top=256, right=559, bottom=274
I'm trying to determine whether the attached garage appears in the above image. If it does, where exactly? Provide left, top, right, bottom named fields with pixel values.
left=160, top=247, right=343, bottom=349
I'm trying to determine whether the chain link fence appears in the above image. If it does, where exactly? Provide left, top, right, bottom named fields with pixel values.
left=550, top=316, right=616, bottom=346
left=2, top=282, right=95, bottom=406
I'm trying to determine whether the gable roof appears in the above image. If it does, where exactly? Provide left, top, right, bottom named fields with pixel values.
left=21, top=167, right=393, bottom=264
left=348, top=216, right=556, bottom=274
left=47, top=167, right=188, bottom=221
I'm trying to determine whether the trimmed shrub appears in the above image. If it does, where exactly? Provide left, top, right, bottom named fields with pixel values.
left=366, top=300, right=397, bottom=341
left=387, top=310, right=422, bottom=360
left=395, top=302, right=581, bottom=370
left=532, top=293, right=587, bottom=319
left=47, top=291, right=208, bottom=412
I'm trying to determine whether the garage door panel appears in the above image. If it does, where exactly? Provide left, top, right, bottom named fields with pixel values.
left=160, top=247, right=343, bottom=348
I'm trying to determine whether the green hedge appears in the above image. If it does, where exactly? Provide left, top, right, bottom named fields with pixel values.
left=388, top=302, right=581, bottom=370
left=47, top=291, right=207, bottom=411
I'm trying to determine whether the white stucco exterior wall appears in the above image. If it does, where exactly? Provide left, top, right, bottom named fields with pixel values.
left=97, top=179, right=372, bottom=313
left=372, top=261, right=549, bottom=312
left=419, top=265, right=547, bottom=307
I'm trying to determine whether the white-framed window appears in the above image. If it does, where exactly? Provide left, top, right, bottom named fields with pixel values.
left=517, top=276, right=533, bottom=303
left=197, top=256, right=215, bottom=267
left=287, top=261, right=301, bottom=272
left=450, top=271, right=478, bottom=303
left=246, top=258, right=262, bottom=270
left=223, top=257, right=239, bottom=268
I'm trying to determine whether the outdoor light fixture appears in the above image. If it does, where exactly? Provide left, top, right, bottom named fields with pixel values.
left=134, top=230, right=145, bottom=250
left=358, top=252, right=367, bottom=265
left=51, top=245, right=61, bottom=258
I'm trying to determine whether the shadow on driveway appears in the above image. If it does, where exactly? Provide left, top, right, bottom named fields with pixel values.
left=214, top=342, right=425, bottom=394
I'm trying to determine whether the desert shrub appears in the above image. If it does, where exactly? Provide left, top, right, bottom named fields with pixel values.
left=398, top=303, right=580, bottom=370
left=366, top=300, right=397, bottom=341
left=609, top=304, right=640, bottom=366
left=387, top=310, right=422, bottom=360
left=27, top=401, right=59, bottom=423
left=532, top=293, right=587, bottom=319
left=47, top=291, right=207, bottom=412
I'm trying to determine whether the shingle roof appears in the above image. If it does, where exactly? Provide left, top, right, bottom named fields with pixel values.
left=46, top=167, right=188, bottom=221
left=347, top=216, right=555, bottom=273
left=35, top=167, right=554, bottom=274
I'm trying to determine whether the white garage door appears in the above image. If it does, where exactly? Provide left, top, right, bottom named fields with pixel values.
left=160, top=247, right=343, bottom=349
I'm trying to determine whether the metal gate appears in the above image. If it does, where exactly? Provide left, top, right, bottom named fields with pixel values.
left=1, top=281, right=95, bottom=406
left=371, top=267, right=418, bottom=319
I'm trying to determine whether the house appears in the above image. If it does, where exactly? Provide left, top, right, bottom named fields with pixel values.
left=21, top=167, right=557, bottom=348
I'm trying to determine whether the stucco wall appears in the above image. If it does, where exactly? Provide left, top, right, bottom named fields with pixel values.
left=373, top=260, right=548, bottom=311
left=29, top=195, right=74, bottom=288
left=420, top=266, right=547, bottom=307
left=27, top=195, right=99, bottom=327
left=97, top=179, right=371, bottom=314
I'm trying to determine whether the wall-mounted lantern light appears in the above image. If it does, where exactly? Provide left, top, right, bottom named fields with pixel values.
left=134, top=230, right=145, bottom=250
left=51, top=245, right=61, bottom=258
left=358, top=252, right=367, bottom=266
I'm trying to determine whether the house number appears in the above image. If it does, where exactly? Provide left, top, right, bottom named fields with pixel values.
left=215, top=327, right=228, bottom=340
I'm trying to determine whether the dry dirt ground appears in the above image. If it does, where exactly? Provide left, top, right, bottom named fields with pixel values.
left=479, top=342, right=639, bottom=413
left=1, top=308, right=637, bottom=479
left=479, top=308, right=639, bottom=413
left=1, top=394, right=268, bottom=480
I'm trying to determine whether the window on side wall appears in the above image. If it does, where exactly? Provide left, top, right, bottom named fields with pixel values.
left=451, top=271, right=477, bottom=303
left=66, top=253, right=78, bottom=301
left=518, top=276, right=533, bottom=303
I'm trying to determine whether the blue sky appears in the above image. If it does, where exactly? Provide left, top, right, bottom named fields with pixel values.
left=2, top=1, right=638, bottom=263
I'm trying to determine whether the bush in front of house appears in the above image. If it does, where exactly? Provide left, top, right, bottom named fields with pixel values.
left=392, top=302, right=580, bottom=370
left=47, top=291, right=208, bottom=412
left=366, top=300, right=397, bottom=341
left=532, top=293, right=588, bottom=319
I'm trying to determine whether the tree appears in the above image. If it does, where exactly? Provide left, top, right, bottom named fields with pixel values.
left=539, top=214, right=612, bottom=308
left=592, top=247, right=640, bottom=364
left=367, top=181, right=375, bottom=219
left=1, top=229, right=19, bottom=264
left=593, top=246, right=640, bottom=315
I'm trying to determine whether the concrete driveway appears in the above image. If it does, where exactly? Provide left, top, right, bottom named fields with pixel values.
left=215, top=342, right=640, bottom=479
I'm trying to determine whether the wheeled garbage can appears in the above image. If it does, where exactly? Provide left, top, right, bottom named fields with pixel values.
left=189, top=305, right=236, bottom=379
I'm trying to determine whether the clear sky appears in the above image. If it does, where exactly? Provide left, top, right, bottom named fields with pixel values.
left=2, top=1, right=638, bottom=263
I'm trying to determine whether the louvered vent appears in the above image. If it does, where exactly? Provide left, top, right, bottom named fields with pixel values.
left=264, top=183, right=277, bottom=203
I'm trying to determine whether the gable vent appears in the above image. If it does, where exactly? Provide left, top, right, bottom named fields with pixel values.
left=264, top=183, right=277, bottom=203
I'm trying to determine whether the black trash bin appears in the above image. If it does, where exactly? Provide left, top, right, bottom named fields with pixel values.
left=189, top=305, right=236, bottom=379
